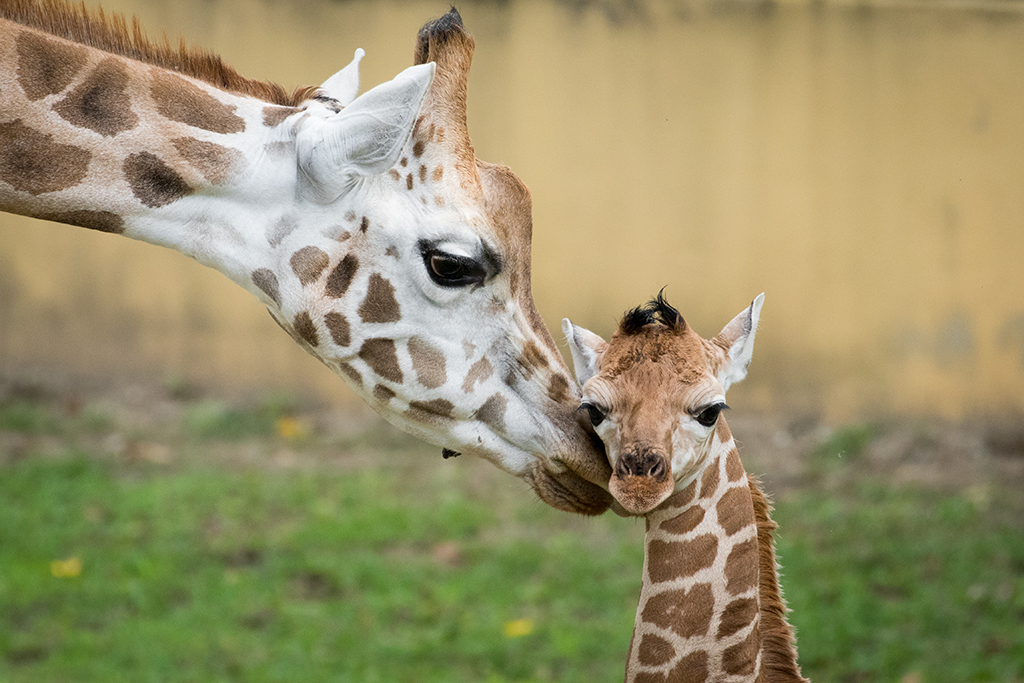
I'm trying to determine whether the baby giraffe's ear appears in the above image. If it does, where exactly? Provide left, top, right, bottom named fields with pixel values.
left=713, top=293, right=765, bottom=392
left=561, top=319, right=609, bottom=387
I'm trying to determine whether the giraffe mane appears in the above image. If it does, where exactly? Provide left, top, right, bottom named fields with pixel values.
left=0, top=0, right=320, bottom=106
left=747, top=475, right=809, bottom=683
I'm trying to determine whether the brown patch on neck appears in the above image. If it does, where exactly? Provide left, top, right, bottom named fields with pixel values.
left=2, top=0, right=318, bottom=105
left=748, top=477, right=808, bottom=682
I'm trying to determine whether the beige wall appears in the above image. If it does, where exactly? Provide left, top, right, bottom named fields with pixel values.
left=2, top=0, right=1023, bottom=419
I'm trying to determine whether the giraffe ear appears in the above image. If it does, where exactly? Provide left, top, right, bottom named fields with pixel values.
left=297, top=62, right=435, bottom=203
left=562, top=319, right=609, bottom=387
left=714, top=293, right=765, bottom=392
left=318, top=48, right=365, bottom=106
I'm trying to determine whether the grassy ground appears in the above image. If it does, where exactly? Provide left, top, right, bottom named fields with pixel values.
left=1, top=383, right=1023, bottom=683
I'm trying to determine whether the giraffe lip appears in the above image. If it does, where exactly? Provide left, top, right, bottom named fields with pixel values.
left=609, top=471, right=675, bottom=515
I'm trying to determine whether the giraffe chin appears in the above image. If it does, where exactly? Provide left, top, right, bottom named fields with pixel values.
left=528, top=463, right=613, bottom=516
left=608, top=474, right=675, bottom=516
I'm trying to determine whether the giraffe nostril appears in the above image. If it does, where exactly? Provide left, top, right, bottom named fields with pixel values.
left=616, top=451, right=668, bottom=481
left=648, top=457, right=666, bottom=480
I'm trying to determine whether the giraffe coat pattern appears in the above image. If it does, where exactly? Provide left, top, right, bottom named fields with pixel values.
left=0, top=0, right=614, bottom=515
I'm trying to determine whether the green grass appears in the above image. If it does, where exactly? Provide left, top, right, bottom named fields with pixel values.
left=1, top=397, right=1023, bottom=682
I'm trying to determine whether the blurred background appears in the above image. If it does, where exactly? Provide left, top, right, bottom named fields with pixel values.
left=2, top=1, right=1023, bottom=682
left=2, top=0, right=1023, bottom=421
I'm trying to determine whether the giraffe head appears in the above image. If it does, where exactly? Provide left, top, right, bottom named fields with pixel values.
left=562, top=293, right=764, bottom=515
left=264, top=11, right=614, bottom=513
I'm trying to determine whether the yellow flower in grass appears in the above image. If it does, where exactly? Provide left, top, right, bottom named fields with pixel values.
left=503, top=618, right=534, bottom=638
left=51, top=556, right=82, bottom=578
left=276, top=416, right=306, bottom=440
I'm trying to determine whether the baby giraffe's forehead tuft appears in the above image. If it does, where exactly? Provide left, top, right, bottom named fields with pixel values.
left=601, top=325, right=718, bottom=386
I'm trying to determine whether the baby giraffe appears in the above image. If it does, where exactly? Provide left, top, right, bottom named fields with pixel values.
left=563, top=293, right=807, bottom=683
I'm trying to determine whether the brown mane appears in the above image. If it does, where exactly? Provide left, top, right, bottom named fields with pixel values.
left=0, top=0, right=319, bottom=105
left=748, top=476, right=809, bottom=682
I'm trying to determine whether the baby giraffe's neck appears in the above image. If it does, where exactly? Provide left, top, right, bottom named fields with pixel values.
left=625, top=420, right=806, bottom=683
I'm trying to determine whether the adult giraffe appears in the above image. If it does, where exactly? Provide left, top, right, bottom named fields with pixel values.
left=0, top=0, right=613, bottom=514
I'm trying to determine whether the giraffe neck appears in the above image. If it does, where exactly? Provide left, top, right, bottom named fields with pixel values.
left=625, top=420, right=806, bottom=683
left=0, top=18, right=309, bottom=291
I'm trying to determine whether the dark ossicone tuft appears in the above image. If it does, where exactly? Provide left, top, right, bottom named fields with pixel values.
left=414, top=7, right=465, bottom=65
left=618, top=288, right=686, bottom=336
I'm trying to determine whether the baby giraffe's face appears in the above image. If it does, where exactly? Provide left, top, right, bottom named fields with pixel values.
left=563, top=293, right=763, bottom=515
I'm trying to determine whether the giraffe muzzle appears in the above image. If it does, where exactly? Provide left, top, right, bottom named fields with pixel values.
left=610, top=449, right=674, bottom=515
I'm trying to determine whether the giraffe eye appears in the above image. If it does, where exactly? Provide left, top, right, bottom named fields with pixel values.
left=694, top=403, right=728, bottom=428
left=422, top=249, right=487, bottom=288
left=580, top=402, right=606, bottom=427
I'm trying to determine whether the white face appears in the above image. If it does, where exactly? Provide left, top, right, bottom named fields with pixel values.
left=240, top=43, right=613, bottom=516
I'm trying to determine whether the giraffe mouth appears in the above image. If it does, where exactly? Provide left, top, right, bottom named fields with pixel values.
left=526, top=463, right=613, bottom=516
left=608, top=450, right=674, bottom=515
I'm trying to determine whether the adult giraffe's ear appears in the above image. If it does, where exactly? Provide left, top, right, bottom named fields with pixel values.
left=562, top=319, right=609, bottom=388
left=318, top=48, right=365, bottom=106
left=713, top=293, right=765, bottom=392
left=296, top=62, right=435, bottom=203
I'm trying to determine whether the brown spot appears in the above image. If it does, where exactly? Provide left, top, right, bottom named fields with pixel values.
left=408, top=337, right=447, bottom=389
left=388, top=169, right=401, bottom=181
left=337, top=362, right=362, bottom=387
left=419, top=164, right=427, bottom=183
left=360, top=216, right=369, bottom=233
left=123, top=152, right=193, bottom=208
left=717, top=597, right=758, bottom=638
left=647, top=534, right=718, bottom=584
left=725, top=449, right=745, bottom=482
left=474, top=393, right=507, bottom=432
left=661, top=479, right=698, bottom=510
left=171, top=137, right=243, bottom=185
left=324, top=312, right=350, bottom=347
left=461, top=357, right=493, bottom=394
left=412, top=140, right=425, bottom=157
left=53, top=58, right=137, bottom=136
left=514, top=341, right=549, bottom=382
left=373, top=384, right=395, bottom=403
left=408, top=398, right=454, bottom=423
left=642, top=582, right=715, bottom=639
left=0, top=120, right=91, bottom=195
left=358, top=338, right=403, bottom=383
left=290, top=246, right=329, bottom=285
left=267, top=216, right=296, bottom=246
left=434, top=195, right=446, bottom=208
left=547, top=374, right=572, bottom=405
left=293, top=311, right=319, bottom=347
left=637, top=634, right=674, bottom=667
left=325, top=254, right=358, bottom=298
left=150, top=70, right=245, bottom=133
left=385, top=246, right=399, bottom=258
left=659, top=505, right=705, bottom=535
left=432, top=165, right=444, bottom=182
left=406, top=174, right=414, bottom=190
left=262, top=105, right=298, bottom=127
left=400, top=157, right=408, bottom=167
left=251, top=269, right=280, bottom=306
left=336, top=230, right=352, bottom=242
left=716, top=416, right=733, bottom=443
left=722, top=623, right=759, bottom=675
left=40, top=209, right=125, bottom=234
left=16, top=31, right=88, bottom=100
left=700, top=459, right=721, bottom=499
left=668, top=651, right=710, bottom=683
left=716, top=486, right=755, bottom=536
left=358, top=274, right=401, bottom=323
left=724, top=537, right=759, bottom=595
